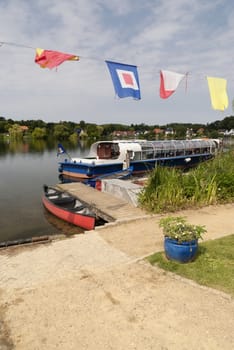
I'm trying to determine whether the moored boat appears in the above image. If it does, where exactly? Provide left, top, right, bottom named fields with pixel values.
left=59, top=166, right=133, bottom=187
left=42, top=185, right=100, bottom=230
left=58, top=139, right=221, bottom=180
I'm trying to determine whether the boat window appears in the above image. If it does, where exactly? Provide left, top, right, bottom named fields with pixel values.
left=166, top=150, right=176, bottom=157
left=127, top=150, right=134, bottom=160
left=133, top=151, right=141, bottom=160
left=175, top=150, right=185, bottom=156
left=97, top=143, right=120, bottom=159
left=142, top=150, right=154, bottom=159
left=155, top=149, right=165, bottom=158
left=141, top=145, right=154, bottom=159
left=111, top=143, right=120, bottom=158
left=185, top=149, right=194, bottom=155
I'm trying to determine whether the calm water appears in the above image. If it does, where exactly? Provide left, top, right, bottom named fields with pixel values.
left=0, top=139, right=89, bottom=243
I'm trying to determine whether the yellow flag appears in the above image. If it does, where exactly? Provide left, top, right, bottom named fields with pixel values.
left=207, top=76, right=228, bottom=111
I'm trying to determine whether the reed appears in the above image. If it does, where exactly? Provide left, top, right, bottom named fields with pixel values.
left=139, top=150, right=234, bottom=213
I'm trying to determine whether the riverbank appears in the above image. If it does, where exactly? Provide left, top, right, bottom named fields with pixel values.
left=0, top=203, right=234, bottom=349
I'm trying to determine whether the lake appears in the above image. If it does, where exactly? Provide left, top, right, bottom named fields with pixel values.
left=0, top=138, right=90, bottom=244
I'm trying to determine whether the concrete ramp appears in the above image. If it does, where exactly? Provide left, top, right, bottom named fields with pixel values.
left=101, top=179, right=142, bottom=207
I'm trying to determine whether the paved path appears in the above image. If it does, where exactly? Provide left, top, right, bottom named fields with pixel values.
left=0, top=203, right=233, bottom=349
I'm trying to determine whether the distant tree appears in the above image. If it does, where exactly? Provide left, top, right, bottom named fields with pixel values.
left=53, top=124, right=70, bottom=140
left=69, top=132, right=78, bottom=143
left=61, top=121, right=77, bottom=134
left=206, top=120, right=221, bottom=132
left=220, top=116, right=234, bottom=130
left=0, top=120, right=8, bottom=133
left=31, top=127, right=47, bottom=139
left=130, top=123, right=151, bottom=133
left=8, top=124, right=23, bottom=139
left=46, top=122, right=56, bottom=136
left=86, top=124, right=101, bottom=138
left=208, top=130, right=220, bottom=138
left=79, top=120, right=86, bottom=130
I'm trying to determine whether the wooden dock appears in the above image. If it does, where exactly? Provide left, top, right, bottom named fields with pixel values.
left=57, top=182, right=148, bottom=223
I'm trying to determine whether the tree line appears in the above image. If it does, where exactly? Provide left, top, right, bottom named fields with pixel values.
left=0, top=115, right=233, bottom=141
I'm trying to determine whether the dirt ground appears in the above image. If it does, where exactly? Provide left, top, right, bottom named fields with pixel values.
left=0, top=203, right=233, bottom=350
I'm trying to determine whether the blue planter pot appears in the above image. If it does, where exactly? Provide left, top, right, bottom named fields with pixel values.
left=164, top=237, right=198, bottom=263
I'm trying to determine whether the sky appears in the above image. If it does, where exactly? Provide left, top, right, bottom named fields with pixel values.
left=0, top=0, right=234, bottom=126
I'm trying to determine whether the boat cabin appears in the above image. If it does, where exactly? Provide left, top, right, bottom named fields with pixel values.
left=88, top=139, right=219, bottom=162
left=59, top=138, right=221, bottom=179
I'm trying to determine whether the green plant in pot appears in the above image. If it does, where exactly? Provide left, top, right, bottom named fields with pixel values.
left=159, top=216, right=207, bottom=263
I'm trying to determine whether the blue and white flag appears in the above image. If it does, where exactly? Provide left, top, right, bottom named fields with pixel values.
left=57, top=143, right=66, bottom=157
left=105, top=60, right=141, bottom=100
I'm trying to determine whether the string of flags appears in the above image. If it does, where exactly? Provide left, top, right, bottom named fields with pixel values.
left=0, top=41, right=230, bottom=112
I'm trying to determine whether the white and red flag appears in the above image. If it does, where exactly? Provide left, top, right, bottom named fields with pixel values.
left=160, top=70, right=186, bottom=99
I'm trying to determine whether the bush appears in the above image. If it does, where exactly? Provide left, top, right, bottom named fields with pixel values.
left=159, top=216, right=206, bottom=243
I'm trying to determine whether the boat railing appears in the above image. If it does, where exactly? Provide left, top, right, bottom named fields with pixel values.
left=133, top=139, right=218, bottom=161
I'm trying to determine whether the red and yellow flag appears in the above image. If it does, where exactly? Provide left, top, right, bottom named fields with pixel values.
left=35, top=48, right=79, bottom=69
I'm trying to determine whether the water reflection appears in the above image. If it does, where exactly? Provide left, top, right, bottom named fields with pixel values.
left=43, top=209, right=84, bottom=236
left=0, top=138, right=90, bottom=243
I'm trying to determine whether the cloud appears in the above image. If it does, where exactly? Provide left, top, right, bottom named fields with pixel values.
left=0, top=0, right=233, bottom=125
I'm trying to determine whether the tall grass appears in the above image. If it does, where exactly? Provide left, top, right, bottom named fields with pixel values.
left=139, top=150, right=234, bottom=213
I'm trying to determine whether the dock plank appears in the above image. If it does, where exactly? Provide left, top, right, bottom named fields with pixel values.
left=57, top=182, right=147, bottom=222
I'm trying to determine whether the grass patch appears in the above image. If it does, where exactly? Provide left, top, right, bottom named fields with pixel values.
left=147, top=234, right=234, bottom=296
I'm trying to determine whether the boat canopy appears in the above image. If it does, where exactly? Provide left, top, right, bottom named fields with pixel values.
left=87, top=139, right=219, bottom=161
left=139, top=139, right=217, bottom=150
left=88, top=140, right=142, bottom=160
left=137, top=139, right=218, bottom=159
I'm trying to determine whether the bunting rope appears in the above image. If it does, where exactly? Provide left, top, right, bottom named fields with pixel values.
left=0, top=40, right=35, bottom=50
left=0, top=39, right=232, bottom=112
left=0, top=39, right=229, bottom=78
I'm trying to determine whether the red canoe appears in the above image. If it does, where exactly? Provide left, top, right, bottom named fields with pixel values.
left=42, top=185, right=96, bottom=230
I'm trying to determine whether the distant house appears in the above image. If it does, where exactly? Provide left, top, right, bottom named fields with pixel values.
left=20, top=126, right=29, bottom=133
left=153, top=128, right=164, bottom=135
left=165, top=127, right=174, bottom=136
left=223, top=129, right=234, bottom=136
left=197, top=128, right=205, bottom=135
left=112, top=130, right=136, bottom=138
